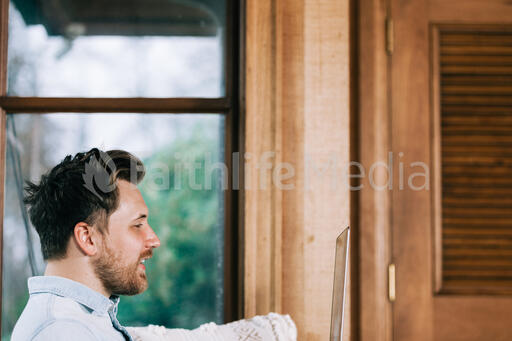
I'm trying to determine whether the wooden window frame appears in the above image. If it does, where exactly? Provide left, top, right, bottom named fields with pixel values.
left=0, top=0, right=244, bottom=331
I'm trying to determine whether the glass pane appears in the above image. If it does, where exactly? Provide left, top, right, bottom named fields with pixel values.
left=2, top=113, right=226, bottom=339
left=8, top=0, right=225, bottom=97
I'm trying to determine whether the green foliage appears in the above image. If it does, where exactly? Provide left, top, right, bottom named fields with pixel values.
left=1, top=287, right=29, bottom=340
left=117, top=124, right=224, bottom=329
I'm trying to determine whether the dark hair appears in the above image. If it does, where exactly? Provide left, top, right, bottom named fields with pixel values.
left=23, top=148, right=145, bottom=260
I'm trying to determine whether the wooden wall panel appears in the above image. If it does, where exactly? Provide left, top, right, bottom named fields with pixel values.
left=245, top=0, right=352, bottom=340
left=300, top=1, right=351, bottom=339
left=280, top=0, right=306, bottom=335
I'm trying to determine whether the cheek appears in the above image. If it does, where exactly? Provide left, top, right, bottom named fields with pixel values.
left=106, top=233, right=135, bottom=253
left=116, top=232, right=145, bottom=255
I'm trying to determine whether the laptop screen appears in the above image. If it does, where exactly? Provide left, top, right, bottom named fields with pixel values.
left=330, top=226, right=350, bottom=341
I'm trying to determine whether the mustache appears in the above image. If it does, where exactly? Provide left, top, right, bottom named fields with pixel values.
left=139, top=250, right=153, bottom=261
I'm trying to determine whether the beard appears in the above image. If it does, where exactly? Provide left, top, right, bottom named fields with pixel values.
left=91, top=238, right=149, bottom=296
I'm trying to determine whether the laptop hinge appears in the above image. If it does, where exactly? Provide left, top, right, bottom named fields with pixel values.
left=388, top=263, right=396, bottom=302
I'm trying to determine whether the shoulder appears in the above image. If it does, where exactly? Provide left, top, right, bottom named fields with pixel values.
left=11, top=294, right=100, bottom=341
left=32, top=319, right=99, bottom=341
left=11, top=293, right=53, bottom=341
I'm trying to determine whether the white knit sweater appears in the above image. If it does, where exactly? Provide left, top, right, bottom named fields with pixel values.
left=126, top=313, right=297, bottom=341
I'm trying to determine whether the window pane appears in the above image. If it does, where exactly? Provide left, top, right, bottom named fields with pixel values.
left=2, top=113, right=226, bottom=339
left=8, top=0, right=226, bottom=97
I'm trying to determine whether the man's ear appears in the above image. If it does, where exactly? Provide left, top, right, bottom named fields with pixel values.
left=73, top=222, right=99, bottom=256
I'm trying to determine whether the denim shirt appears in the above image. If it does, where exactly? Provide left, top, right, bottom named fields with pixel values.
left=11, top=276, right=134, bottom=341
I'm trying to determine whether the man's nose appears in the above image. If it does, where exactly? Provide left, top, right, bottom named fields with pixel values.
left=146, top=225, right=161, bottom=249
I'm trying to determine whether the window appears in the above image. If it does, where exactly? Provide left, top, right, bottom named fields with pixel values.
left=0, top=0, right=241, bottom=338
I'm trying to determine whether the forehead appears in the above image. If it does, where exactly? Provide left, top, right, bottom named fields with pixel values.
left=109, top=180, right=148, bottom=223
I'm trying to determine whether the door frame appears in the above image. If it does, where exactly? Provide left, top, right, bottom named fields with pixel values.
left=357, top=0, right=394, bottom=340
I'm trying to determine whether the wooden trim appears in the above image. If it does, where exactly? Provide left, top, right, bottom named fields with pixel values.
left=224, top=0, right=233, bottom=99
left=237, top=0, right=246, bottom=321
left=391, top=0, right=434, bottom=338
left=0, top=97, right=230, bottom=113
left=224, top=108, right=236, bottom=322
left=244, top=0, right=282, bottom=317
left=429, top=1, right=512, bottom=22
left=349, top=0, right=360, bottom=339
left=279, top=0, right=303, bottom=332
left=224, top=0, right=245, bottom=322
left=427, top=23, right=512, bottom=31
left=223, top=0, right=245, bottom=323
left=358, top=0, right=393, bottom=340
left=431, top=25, right=443, bottom=294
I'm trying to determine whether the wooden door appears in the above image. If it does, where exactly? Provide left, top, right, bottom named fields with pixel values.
left=392, top=1, right=512, bottom=340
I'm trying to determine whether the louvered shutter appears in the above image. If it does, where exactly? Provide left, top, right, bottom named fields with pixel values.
left=437, top=26, right=512, bottom=294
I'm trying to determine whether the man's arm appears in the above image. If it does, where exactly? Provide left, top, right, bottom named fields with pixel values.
left=31, top=319, right=99, bottom=341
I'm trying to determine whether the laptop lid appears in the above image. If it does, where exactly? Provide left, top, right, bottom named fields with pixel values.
left=329, top=226, right=350, bottom=341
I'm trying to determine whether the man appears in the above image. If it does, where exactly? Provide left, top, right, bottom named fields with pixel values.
left=12, top=148, right=161, bottom=341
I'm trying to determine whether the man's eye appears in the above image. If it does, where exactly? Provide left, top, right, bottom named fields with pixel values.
left=134, top=224, right=143, bottom=228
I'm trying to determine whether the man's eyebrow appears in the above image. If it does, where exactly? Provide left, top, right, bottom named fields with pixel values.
left=132, top=214, right=147, bottom=221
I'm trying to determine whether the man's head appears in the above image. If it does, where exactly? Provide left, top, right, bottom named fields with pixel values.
left=91, top=179, right=159, bottom=295
left=24, top=148, right=161, bottom=295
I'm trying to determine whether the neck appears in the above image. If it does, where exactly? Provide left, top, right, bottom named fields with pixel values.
left=44, top=257, right=111, bottom=298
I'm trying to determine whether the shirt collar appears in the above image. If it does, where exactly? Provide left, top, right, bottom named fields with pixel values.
left=28, top=275, right=120, bottom=316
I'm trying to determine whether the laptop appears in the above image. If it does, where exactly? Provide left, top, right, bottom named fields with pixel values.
left=329, top=226, right=350, bottom=341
